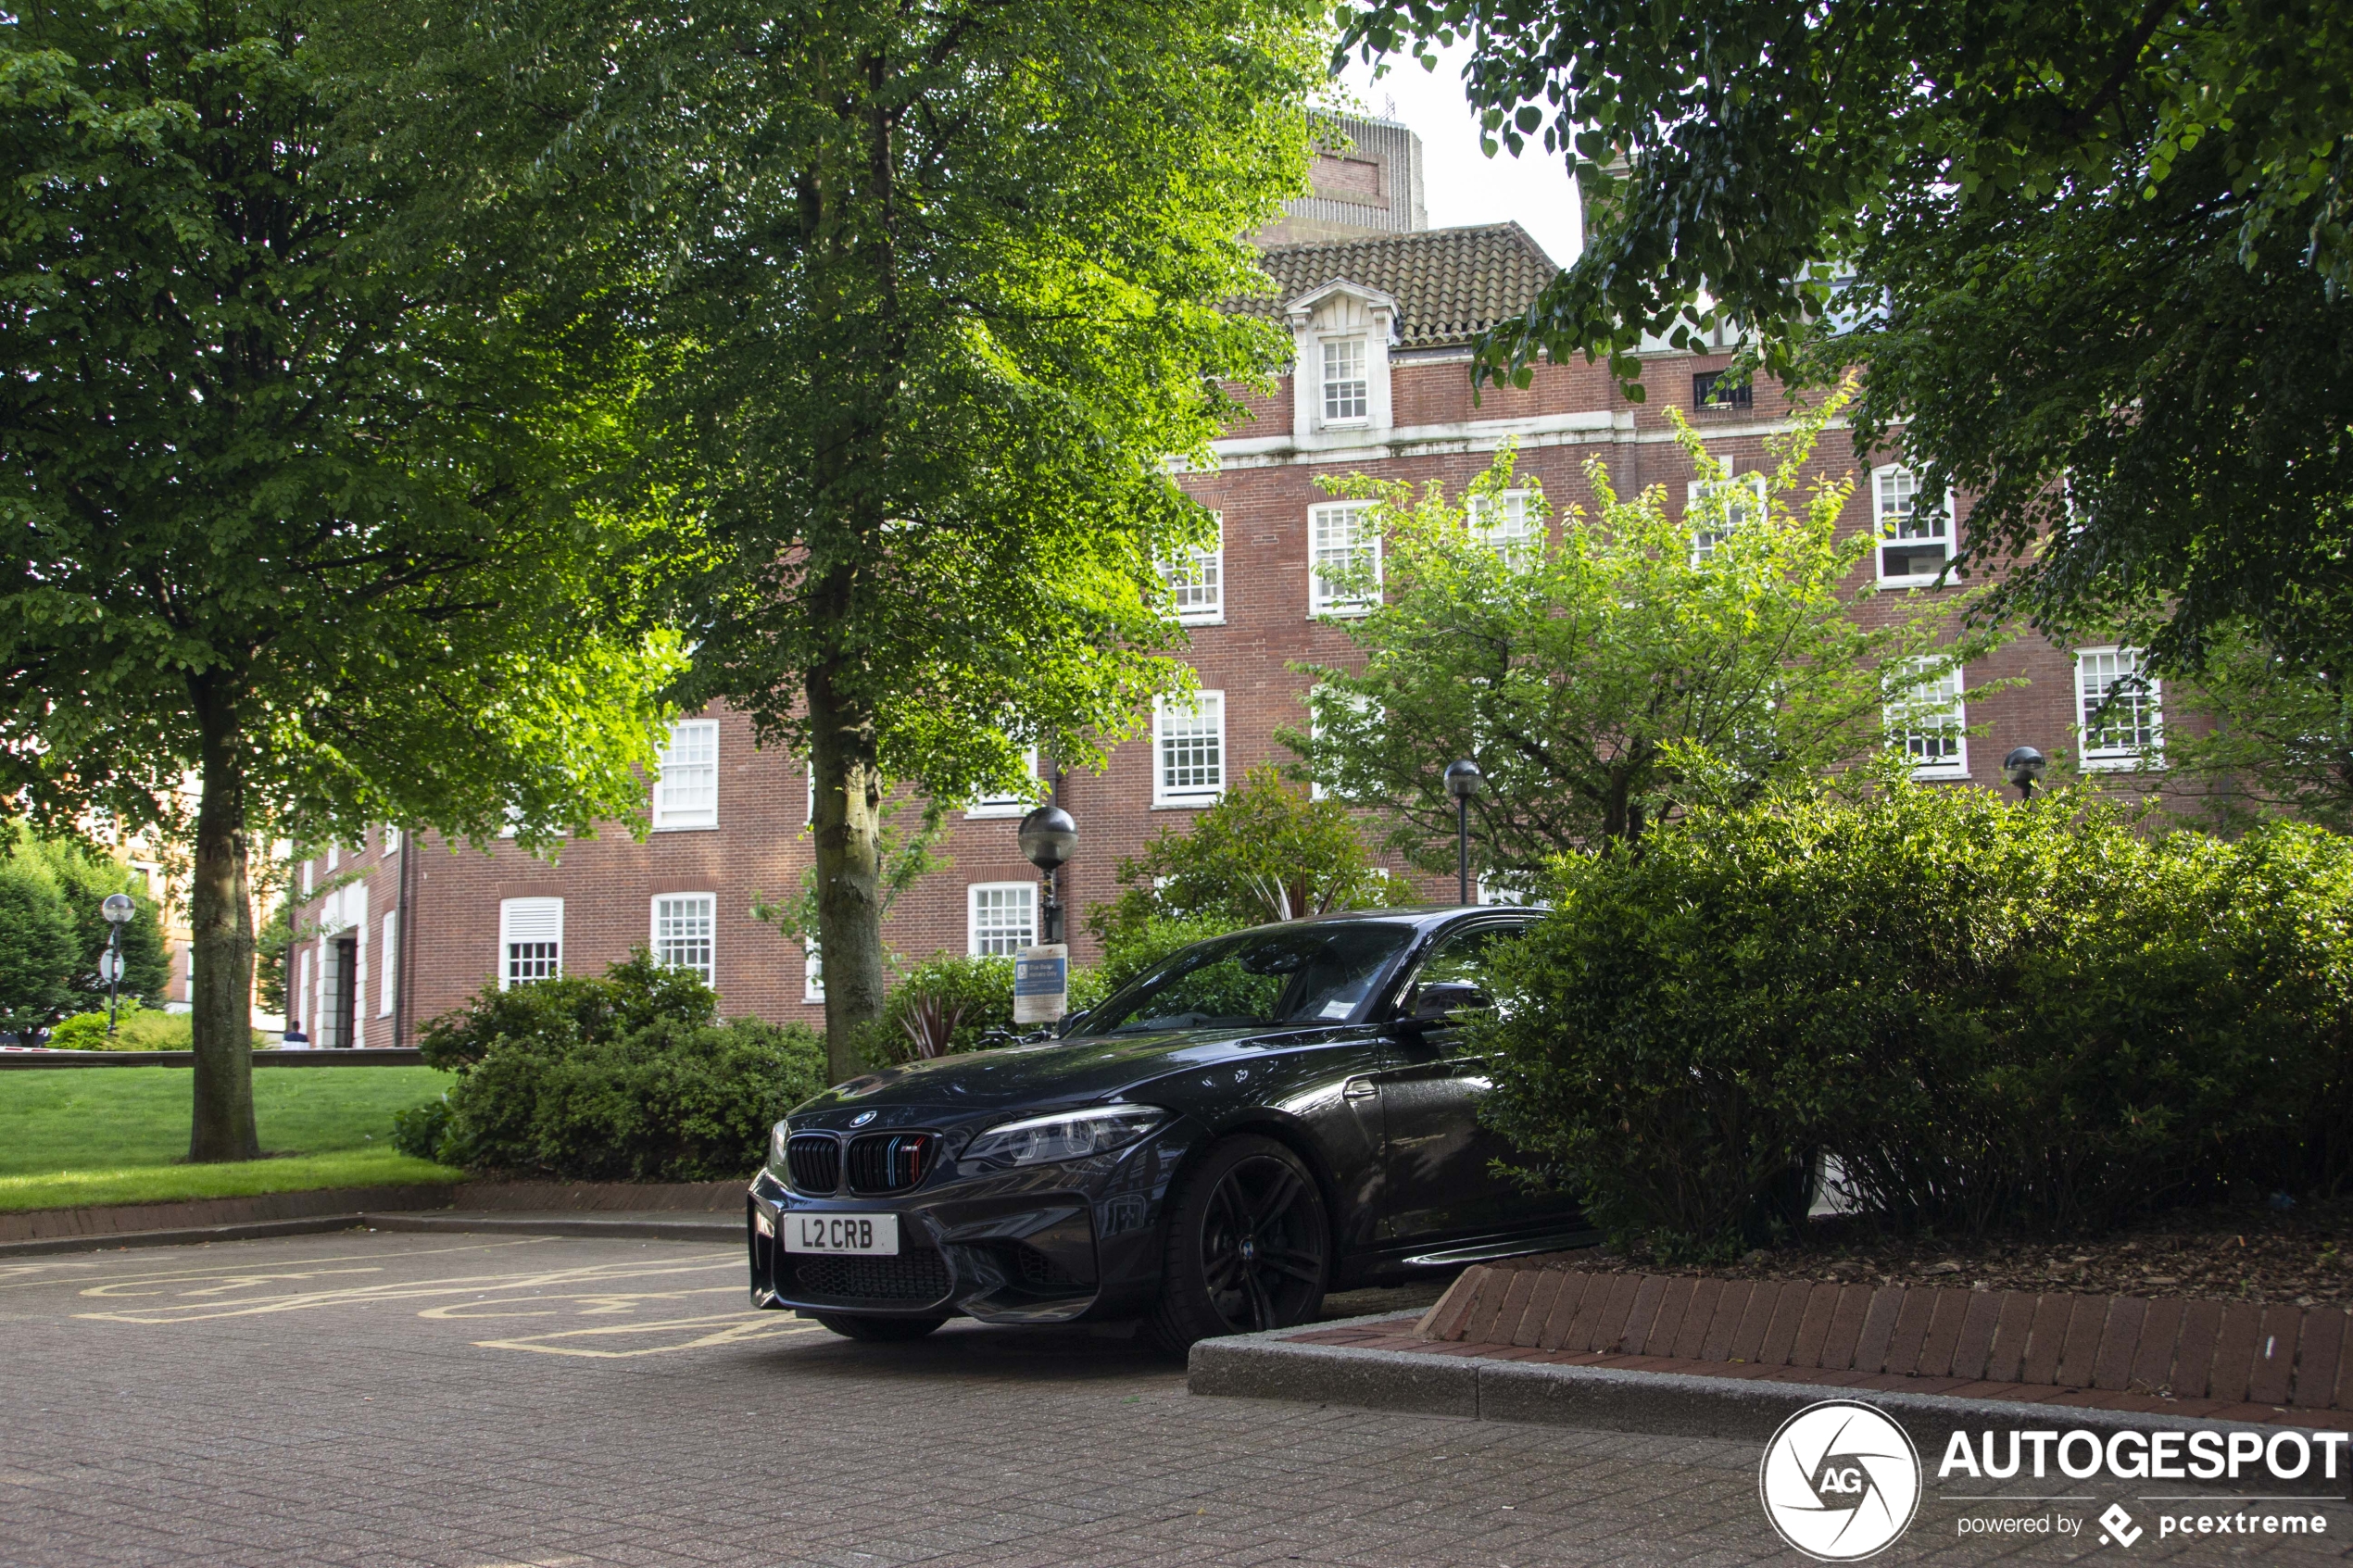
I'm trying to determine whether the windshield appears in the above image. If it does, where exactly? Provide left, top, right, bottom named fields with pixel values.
left=1073, top=924, right=1416, bottom=1036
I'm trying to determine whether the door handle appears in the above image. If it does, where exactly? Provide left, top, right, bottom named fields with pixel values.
left=1342, top=1078, right=1377, bottom=1100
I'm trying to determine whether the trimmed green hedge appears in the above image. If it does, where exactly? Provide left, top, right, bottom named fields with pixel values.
left=414, top=952, right=825, bottom=1181
left=1478, top=784, right=2353, bottom=1260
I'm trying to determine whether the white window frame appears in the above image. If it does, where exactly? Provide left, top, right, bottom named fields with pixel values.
left=383, top=823, right=400, bottom=853
left=2076, top=646, right=2163, bottom=771
left=650, top=719, right=721, bottom=831
left=967, top=883, right=1038, bottom=958
left=300, top=859, right=314, bottom=897
left=1686, top=474, right=1768, bottom=565
left=297, top=947, right=313, bottom=1032
left=965, top=746, right=1041, bottom=819
left=1321, top=336, right=1369, bottom=425
left=378, top=910, right=397, bottom=1018
left=650, top=892, right=717, bottom=984
left=1872, top=464, right=1956, bottom=585
left=1309, top=502, right=1381, bottom=618
left=325, top=845, right=338, bottom=872
left=1162, top=512, right=1225, bottom=625
left=1469, top=490, right=1541, bottom=568
left=1152, top=691, right=1227, bottom=808
left=802, top=938, right=824, bottom=1005
left=498, top=897, right=563, bottom=988
left=1890, top=659, right=1970, bottom=781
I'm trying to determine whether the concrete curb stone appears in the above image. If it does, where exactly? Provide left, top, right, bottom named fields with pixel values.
left=358, top=1211, right=739, bottom=1243
left=0, top=1179, right=747, bottom=1257
left=0, top=1183, right=455, bottom=1247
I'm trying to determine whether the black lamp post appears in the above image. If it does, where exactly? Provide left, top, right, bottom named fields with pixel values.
left=1443, top=759, right=1484, bottom=905
left=99, top=893, right=134, bottom=1036
left=1016, top=806, right=1078, bottom=943
left=2003, top=745, right=2047, bottom=802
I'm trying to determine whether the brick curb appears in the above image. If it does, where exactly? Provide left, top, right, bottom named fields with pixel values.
left=1189, top=1323, right=2353, bottom=1489
left=1415, top=1263, right=2353, bottom=1415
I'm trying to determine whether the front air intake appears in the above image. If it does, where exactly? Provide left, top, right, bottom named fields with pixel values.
left=846, top=1133, right=937, bottom=1194
left=786, top=1134, right=841, bottom=1195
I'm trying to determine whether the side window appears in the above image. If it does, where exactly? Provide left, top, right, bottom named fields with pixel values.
left=1409, top=924, right=1516, bottom=1007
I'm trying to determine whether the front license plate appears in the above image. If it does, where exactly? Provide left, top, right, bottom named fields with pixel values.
left=783, top=1213, right=900, bottom=1256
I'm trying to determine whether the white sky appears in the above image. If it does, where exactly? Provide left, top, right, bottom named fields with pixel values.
left=1334, top=39, right=1582, bottom=268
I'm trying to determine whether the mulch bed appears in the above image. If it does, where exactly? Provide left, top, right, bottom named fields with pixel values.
left=1531, top=1198, right=2353, bottom=1309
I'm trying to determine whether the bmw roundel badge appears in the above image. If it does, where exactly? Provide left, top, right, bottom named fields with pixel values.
left=849, top=1110, right=877, bottom=1127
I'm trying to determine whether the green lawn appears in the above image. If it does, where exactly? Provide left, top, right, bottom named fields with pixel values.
left=0, top=1066, right=462, bottom=1211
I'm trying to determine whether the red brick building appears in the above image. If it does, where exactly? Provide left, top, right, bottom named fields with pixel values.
left=287, top=117, right=2169, bottom=1050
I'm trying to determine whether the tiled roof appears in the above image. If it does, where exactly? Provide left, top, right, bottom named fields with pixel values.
left=1235, top=223, right=1560, bottom=349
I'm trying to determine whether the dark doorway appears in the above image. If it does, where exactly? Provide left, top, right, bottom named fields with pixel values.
left=333, top=935, right=359, bottom=1048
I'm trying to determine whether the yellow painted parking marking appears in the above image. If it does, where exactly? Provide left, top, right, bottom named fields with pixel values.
left=415, top=1286, right=743, bottom=1322
left=74, top=1252, right=742, bottom=1325
left=0, top=1236, right=560, bottom=1295
left=473, top=1311, right=824, bottom=1360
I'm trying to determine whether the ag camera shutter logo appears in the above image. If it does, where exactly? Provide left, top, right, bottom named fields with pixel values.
left=1758, top=1400, right=1923, bottom=1561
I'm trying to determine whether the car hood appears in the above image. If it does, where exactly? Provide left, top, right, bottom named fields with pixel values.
left=787, top=1023, right=1365, bottom=1131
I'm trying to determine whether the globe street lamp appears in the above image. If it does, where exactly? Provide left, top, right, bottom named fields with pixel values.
left=2003, top=745, right=2048, bottom=802
left=1443, top=759, right=1485, bottom=905
left=99, top=893, right=135, bottom=1037
left=1017, top=805, right=1078, bottom=944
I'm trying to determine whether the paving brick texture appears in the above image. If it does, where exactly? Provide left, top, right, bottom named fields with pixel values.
left=3, top=1232, right=2344, bottom=1566
left=1397, top=1266, right=2353, bottom=1429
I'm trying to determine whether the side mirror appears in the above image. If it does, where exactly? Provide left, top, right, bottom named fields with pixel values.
left=1398, top=980, right=1491, bottom=1038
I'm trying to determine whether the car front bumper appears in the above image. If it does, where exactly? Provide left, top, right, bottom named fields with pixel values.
left=745, top=1122, right=1194, bottom=1323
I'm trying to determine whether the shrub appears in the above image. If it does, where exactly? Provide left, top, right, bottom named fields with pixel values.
left=1478, top=783, right=2353, bottom=1259
left=391, top=1094, right=453, bottom=1160
left=852, top=953, right=1124, bottom=1065
left=44, top=1007, right=266, bottom=1051
left=420, top=952, right=826, bottom=1181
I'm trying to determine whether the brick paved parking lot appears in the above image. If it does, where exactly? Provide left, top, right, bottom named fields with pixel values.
left=0, top=1231, right=2343, bottom=1567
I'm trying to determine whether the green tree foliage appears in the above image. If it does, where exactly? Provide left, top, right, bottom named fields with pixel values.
left=0, top=861, right=78, bottom=1037
left=1, top=824, right=170, bottom=1014
left=1340, top=0, right=2353, bottom=682
left=1088, top=766, right=1405, bottom=950
left=12, top=829, right=170, bottom=1007
left=0, top=0, right=685, bottom=1159
left=1290, top=401, right=1997, bottom=876
left=1478, top=784, right=2353, bottom=1260
left=441, top=0, right=1327, bottom=1078
left=2119, top=624, right=2353, bottom=834
left=414, top=952, right=825, bottom=1182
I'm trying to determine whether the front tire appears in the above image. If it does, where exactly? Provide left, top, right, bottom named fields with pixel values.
left=1146, top=1135, right=1329, bottom=1356
left=812, top=1313, right=948, bottom=1342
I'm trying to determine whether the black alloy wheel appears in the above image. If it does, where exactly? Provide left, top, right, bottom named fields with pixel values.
left=812, top=1313, right=949, bottom=1342
left=1147, top=1135, right=1329, bottom=1354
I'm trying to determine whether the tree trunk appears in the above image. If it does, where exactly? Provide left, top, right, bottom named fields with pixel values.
left=808, top=669, right=888, bottom=1085
left=188, top=682, right=260, bottom=1161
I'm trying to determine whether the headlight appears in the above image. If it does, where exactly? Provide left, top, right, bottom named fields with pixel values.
left=767, top=1122, right=790, bottom=1175
left=961, top=1105, right=1167, bottom=1170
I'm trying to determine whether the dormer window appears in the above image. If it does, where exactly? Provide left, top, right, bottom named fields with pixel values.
left=1322, top=338, right=1369, bottom=423
left=1287, top=281, right=1396, bottom=440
